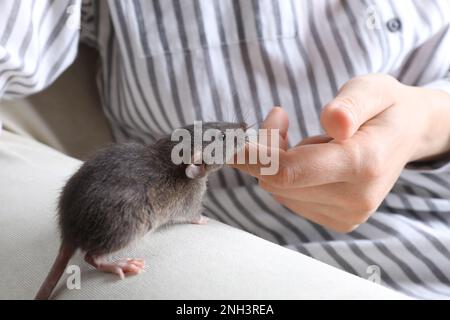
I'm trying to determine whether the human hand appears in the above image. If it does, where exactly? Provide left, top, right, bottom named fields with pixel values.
left=233, top=74, right=450, bottom=232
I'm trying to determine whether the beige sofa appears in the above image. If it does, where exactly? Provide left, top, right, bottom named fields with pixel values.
left=0, top=45, right=406, bottom=299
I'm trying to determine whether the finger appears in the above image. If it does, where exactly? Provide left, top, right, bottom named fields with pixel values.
left=321, top=74, right=400, bottom=141
left=229, top=140, right=284, bottom=177
left=258, top=141, right=356, bottom=188
left=262, top=180, right=378, bottom=224
left=261, top=106, right=289, bottom=150
left=296, top=134, right=333, bottom=146
left=276, top=196, right=359, bottom=233
left=260, top=180, right=347, bottom=205
left=229, top=107, right=288, bottom=174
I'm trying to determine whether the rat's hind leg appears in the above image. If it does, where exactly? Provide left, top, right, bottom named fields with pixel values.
left=190, top=214, right=209, bottom=225
left=84, top=254, right=145, bottom=280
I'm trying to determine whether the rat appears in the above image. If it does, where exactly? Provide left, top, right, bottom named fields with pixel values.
left=35, top=121, right=247, bottom=300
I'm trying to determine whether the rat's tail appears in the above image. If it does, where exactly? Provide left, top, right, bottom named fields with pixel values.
left=35, top=242, right=76, bottom=300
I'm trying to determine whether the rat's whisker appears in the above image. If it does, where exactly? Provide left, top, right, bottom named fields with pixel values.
left=245, top=122, right=258, bottom=130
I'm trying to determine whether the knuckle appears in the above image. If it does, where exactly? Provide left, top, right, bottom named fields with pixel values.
left=340, top=140, right=363, bottom=178
left=355, top=73, right=397, bottom=86
left=371, top=73, right=398, bottom=84
left=332, top=223, right=360, bottom=234
left=362, top=153, right=384, bottom=179
left=362, top=159, right=383, bottom=180
left=355, top=195, right=379, bottom=216
left=341, top=74, right=399, bottom=97
left=350, top=142, right=384, bottom=180
left=273, top=165, right=298, bottom=188
left=349, top=211, right=371, bottom=225
left=349, top=74, right=369, bottom=86
left=342, top=75, right=374, bottom=93
left=334, top=95, right=359, bottom=110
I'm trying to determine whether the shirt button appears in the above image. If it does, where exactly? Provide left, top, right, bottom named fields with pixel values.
left=386, top=18, right=402, bottom=32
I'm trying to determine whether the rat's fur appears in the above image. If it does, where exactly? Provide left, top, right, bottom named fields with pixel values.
left=35, top=122, right=246, bottom=300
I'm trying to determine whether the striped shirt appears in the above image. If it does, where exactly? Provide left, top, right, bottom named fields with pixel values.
left=1, top=0, right=450, bottom=298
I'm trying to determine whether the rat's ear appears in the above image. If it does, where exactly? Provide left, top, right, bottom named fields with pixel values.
left=185, top=164, right=206, bottom=179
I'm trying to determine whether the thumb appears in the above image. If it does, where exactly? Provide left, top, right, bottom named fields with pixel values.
left=321, top=74, right=400, bottom=140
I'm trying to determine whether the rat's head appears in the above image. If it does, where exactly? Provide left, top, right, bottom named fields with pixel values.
left=167, top=121, right=248, bottom=180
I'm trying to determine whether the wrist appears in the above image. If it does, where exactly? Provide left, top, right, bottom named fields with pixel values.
left=408, top=86, right=450, bottom=162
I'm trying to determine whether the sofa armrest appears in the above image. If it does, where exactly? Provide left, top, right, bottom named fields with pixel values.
left=0, top=131, right=406, bottom=299
left=54, top=220, right=407, bottom=299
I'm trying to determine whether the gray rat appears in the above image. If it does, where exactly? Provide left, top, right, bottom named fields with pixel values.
left=35, top=121, right=247, bottom=300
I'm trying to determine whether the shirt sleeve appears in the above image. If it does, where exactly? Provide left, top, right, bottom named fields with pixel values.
left=0, top=0, right=81, bottom=100
left=423, top=70, right=450, bottom=95
left=405, top=70, right=450, bottom=174
left=79, top=0, right=100, bottom=50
